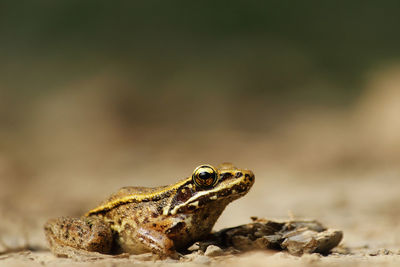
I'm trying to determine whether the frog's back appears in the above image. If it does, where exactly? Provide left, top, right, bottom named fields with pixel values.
left=86, top=185, right=172, bottom=216
left=106, top=186, right=169, bottom=202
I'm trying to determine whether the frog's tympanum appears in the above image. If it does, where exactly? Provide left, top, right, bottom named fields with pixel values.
left=44, top=163, right=255, bottom=258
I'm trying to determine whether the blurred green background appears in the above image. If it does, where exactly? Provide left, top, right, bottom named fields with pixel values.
left=2, top=1, right=400, bottom=104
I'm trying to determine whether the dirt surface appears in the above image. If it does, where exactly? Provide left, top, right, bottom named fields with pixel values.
left=1, top=162, right=400, bottom=267
left=1, top=74, right=400, bottom=266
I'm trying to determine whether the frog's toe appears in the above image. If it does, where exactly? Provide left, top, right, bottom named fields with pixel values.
left=44, top=216, right=113, bottom=255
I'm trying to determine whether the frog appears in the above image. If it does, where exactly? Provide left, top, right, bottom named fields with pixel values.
left=44, top=163, right=255, bottom=258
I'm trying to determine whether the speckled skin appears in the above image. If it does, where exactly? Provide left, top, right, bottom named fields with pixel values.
left=44, top=163, right=255, bottom=258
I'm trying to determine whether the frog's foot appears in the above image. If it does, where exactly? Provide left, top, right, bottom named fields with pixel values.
left=44, top=216, right=113, bottom=257
left=119, top=226, right=178, bottom=259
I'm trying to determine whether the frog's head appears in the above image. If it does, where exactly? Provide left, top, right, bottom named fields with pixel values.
left=166, top=163, right=255, bottom=215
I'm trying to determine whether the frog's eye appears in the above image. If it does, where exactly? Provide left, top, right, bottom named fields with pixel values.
left=192, top=164, right=218, bottom=189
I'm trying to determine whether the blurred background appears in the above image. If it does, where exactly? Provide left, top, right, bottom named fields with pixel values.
left=1, top=0, right=400, bottom=254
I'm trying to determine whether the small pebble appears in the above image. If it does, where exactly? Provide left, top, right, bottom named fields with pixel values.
left=188, top=242, right=200, bottom=251
left=204, top=245, right=223, bottom=257
left=369, top=249, right=393, bottom=256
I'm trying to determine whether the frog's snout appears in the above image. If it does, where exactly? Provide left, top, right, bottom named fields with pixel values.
left=243, top=170, right=255, bottom=183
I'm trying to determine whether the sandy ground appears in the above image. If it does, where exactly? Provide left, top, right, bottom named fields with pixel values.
left=1, top=70, right=400, bottom=266
left=1, top=162, right=400, bottom=267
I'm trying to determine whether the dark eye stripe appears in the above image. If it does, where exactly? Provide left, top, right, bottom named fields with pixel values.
left=220, top=172, right=233, bottom=181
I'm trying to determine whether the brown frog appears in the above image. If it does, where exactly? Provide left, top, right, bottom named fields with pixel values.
left=44, top=163, right=255, bottom=258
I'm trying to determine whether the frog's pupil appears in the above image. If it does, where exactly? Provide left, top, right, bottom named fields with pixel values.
left=199, top=171, right=211, bottom=180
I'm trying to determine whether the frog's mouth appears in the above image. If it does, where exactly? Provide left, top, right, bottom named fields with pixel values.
left=166, top=171, right=254, bottom=215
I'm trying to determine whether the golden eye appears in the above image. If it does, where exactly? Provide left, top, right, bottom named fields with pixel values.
left=192, top=164, right=218, bottom=189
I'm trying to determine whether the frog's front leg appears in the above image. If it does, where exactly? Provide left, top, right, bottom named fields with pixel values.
left=118, top=226, right=177, bottom=258
left=44, top=216, right=113, bottom=257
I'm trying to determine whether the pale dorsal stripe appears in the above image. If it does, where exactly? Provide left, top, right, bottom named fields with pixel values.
left=86, top=177, right=191, bottom=215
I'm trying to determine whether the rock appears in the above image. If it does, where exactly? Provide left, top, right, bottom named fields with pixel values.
left=206, top=218, right=343, bottom=256
left=281, top=229, right=343, bottom=256
left=187, top=242, right=200, bottom=252
left=313, top=229, right=343, bottom=254
left=204, top=245, right=223, bottom=257
left=230, top=235, right=255, bottom=251
left=281, top=230, right=319, bottom=256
